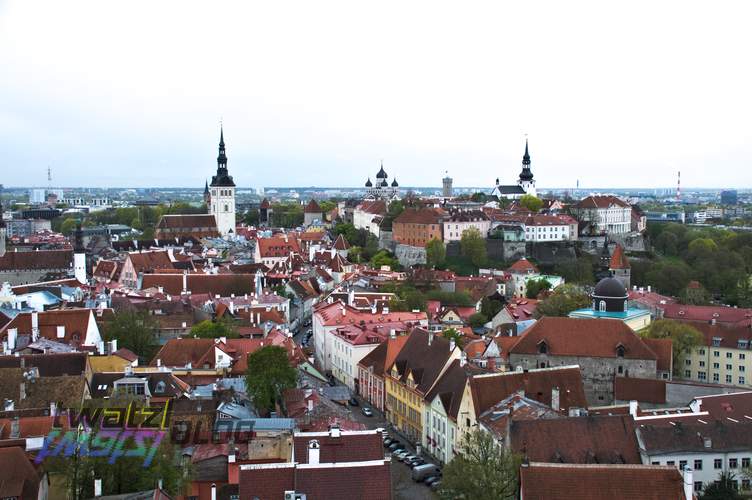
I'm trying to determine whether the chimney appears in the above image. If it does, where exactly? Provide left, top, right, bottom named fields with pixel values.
left=428, top=331, right=434, bottom=346
left=56, top=325, right=65, bottom=339
left=229, top=301, right=235, bottom=315
left=629, top=400, right=639, bottom=418
left=308, top=439, right=321, bottom=464
left=551, top=386, right=560, bottom=411
left=211, top=483, right=217, bottom=500
left=711, top=318, right=716, bottom=326
left=19, top=382, right=26, bottom=400
left=371, top=303, right=377, bottom=314
left=329, top=425, right=341, bottom=438
left=308, top=398, right=314, bottom=412
left=682, top=467, right=693, bottom=500
left=342, top=307, right=346, bottom=317
left=348, top=288, right=355, bottom=307
left=389, top=329, right=396, bottom=339
left=449, top=338, right=456, bottom=352
left=31, top=311, right=39, bottom=340
left=647, top=285, right=652, bottom=293
left=50, top=401, right=57, bottom=417
left=228, top=447, right=236, bottom=463
left=94, top=479, right=102, bottom=497
left=460, top=351, right=467, bottom=367
left=182, top=270, right=188, bottom=293
left=97, top=341, right=105, bottom=355
left=157, top=358, right=162, bottom=367
left=110, top=339, right=118, bottom=353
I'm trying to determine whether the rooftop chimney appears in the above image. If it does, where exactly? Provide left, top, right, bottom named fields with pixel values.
left=551, top=386, right=560, bottom=411
left=682, top=467, right=693, bottom=500
left=449, top=338, right=456, bottom=352
left=94, top=479, right=102, bottom=497
left=329, top=425, right=341, bottom=438
left=308, top=439, right=320, bottom=464
left=389, top=329, right=396, bottom=339
left=629, top=400, right=639, bottom=418
left=428, top=331, right=434, bottom=346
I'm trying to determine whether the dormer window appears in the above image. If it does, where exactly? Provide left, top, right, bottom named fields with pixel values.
left=712, top=337, right=722, bottom=347
left=155, top=381, right=166, bottom=393
left=616, top=345, right=625, bottom=358
left=538, top=341, right=548, bottom=355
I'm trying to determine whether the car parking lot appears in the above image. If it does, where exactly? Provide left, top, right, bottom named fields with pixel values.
left=384, top=433, right=440, bottom=499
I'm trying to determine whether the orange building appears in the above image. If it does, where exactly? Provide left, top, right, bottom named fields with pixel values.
left=392, top=207, right=447, bottom=247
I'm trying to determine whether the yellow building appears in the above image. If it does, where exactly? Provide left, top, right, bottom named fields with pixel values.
left=683, top=323, right=752, bottom=387
left=384, top=328, right=459, bottom=444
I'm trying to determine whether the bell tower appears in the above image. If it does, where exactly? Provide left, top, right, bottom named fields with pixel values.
left=518, top=139, right=536, bottom=197
left=208, top=126, right=236, bottom=236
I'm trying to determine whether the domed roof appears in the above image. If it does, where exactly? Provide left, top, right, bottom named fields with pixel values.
left=593, top=277, right=627, bottom=298
left=376, top=163, right=388, bottom=179
left=391, top=178, right=399, bottom=187
left=365, top=178, right=373, bottom=187
left=380, top=179, right=388, bottom=187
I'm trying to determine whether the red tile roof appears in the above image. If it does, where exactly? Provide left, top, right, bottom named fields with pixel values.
left=257, top=236, right=302, bottom=258
left=469, top=366, right=587, bottom=416
left=519, top=463, right=684, bottom=500
left=574, top=195, right=631, bottom=209
left=614, top=376, right=666, bottom=404
left=356, top=200, right=387, bottom=215
left=333, top=233, right=350, bottom=250
left=0, top=249, right=72, bottom=270
left=508, top=257, right=539, bottom=274
left=641, top=337, right=672, bottom=373
left=314, top=301, right=426, bottom=327
left=140, top=273, right=255, bottom=296
left=304, top=199, right=322, bottom=213
left=0, top=309, right=97, bottom=347
left=0, top=446, right=41, bottom=498
left=510, top=317, right=658, bottom=360
left=511, top=415, right=642, bottom=464
left=393, top=207, right=447, bottom=225
left=609, top=244, right=630, bottom=270
left=127, top=250, right=175, bottom=274
left=662, top=303, right=752, bottom=326
left=293, top=430, right=383, bottom=463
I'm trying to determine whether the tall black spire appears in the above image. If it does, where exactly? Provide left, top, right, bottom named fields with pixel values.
left=519, top=139, right=534, bottom=182
left=74, top=222, right=85, bottom=252
left=210, top=126, right=235, bottom=187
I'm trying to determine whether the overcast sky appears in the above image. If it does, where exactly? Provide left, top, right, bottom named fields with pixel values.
left=1, top=1, right=751, bottom=190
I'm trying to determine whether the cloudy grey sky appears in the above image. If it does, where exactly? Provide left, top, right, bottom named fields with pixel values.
left=1, top=1, right=751, bottom=189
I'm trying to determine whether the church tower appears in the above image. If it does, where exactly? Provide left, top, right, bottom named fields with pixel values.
left=73, top=222, right=86, bottom=284
left=517, top=139, right=536, bottom=197
left=208, top=126, right=236, bottom=236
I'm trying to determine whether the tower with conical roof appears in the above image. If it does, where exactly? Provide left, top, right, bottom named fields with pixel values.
left=517, top=139, right=536, bottom=197
left=208, top=126, right=236, bottom=236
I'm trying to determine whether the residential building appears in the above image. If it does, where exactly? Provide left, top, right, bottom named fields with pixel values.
left=353, top=200, right=387, bottom=237
left=357, top=334, right=409, bottom=412
left=522, top=214, right=578, bottom=242
left=155, top=214, right=219, bottom=239
left=392, top=207, right=447, bottom=247
left=385, top=328, right=460, bottom=443
left=508, top=317, right=660, bottom=405
left=1, top=308, right=104, bottom=350
left=442, top=209, right=490, bottom=242
left=254, top=235, right=302, bottom=267
left=683, top=322, right=752, bottom=387
left=304, top=199, right=325, bottom=226
left=574, top=195, right=632, bottom=235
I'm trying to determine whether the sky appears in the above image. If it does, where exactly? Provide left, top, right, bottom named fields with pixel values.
left=1, top=1, right=751, bottom=190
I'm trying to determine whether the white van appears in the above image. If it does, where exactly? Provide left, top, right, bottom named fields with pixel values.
left=412, top=463, right=441, bottom=482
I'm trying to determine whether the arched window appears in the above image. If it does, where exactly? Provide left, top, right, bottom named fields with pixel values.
left=538, top=341, right=548, bottom=354
left=155, top=381, right=166, bottom=393
left=599, top=300, right=606, bottom=312
left=616, top=345, right=625, bottom=358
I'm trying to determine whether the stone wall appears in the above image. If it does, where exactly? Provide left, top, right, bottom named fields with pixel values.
left=395, top=244, right=426, bottom=267
left=508, top=353, right=657, bottom=406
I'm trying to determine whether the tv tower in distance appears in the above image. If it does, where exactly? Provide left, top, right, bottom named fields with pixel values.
left=676, top=170, right=681, bottom=201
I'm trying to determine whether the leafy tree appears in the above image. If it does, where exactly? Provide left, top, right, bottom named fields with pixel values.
left=318, top=200, right=336, bottom=213
left=641, top=319, right=703, bottom=375
left=645, top=261, right=691, bottom=296
left=348, top=246, right=363, bottom=264
left=245, top=345, right=298, bottom=413
left=700, top=471, right=742, bottom=500
left=61, top=218, right=78, bottom=235
left=654, top=231, right=679, bottom=256
left=468, top=312, right=489, bottom=329
left=442, top=327, right=464, bottom=348
left=526, top=278, right=552, bottom=299
left=103, top=311, right=159, bottom=363
left=439, top=429, right=521, bottom=500
left=553, top=255, right=595, bottom=285
left=425, top=290, right=474, bottom=307
left=371, top=250, right=400, bottom=270
left=480, top=296, right=504, bottom=319
left=244, top=209, right=260, bottom=226
left=460, top=227, right=487, bottom=267
left=534, top=284, right=590, bottom=318
left=519, top=194, right=543, bottom=213
left=190, top=318, right=239, bottom=339
left=426, top=238, right=446, bottom=268
left=364, top=233, right=380, bottom=260
left=679, top=282, right=712, bottom=305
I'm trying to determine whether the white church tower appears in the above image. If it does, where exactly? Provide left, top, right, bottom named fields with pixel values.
left=209, top=126, right=236, bottom=236
left=73, top=222, right=87, bottom=284
left=517, top=139, right=536, bottom=197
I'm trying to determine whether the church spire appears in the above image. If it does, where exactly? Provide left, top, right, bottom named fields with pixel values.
left=518, top=139, right=534, bottom=182
left=523, top=138, right=530, bottom=165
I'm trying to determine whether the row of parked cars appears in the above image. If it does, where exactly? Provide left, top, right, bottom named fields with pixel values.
left=382, top=435, right=442, bottom=491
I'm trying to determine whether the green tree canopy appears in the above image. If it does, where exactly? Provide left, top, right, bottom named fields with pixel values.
left=245, top=345, right=298, bottom=413
left=468, top=312, right=489, bottom=329
left=425, top=238, right=446, bottom=268
left=371, top=250, right=400, bottom=270
left=460, top=227, right=487, bottom=267
left=439, top=429, right=521, bottom=500
left=60, top=218, right=78, bottom=235
left=700, top=472, right=742, bottom=500
left=641, top=319, right=703, bottom=375
left=103, top=311, right=160, bottom=363
left=442, top=327, right=465, bottom=348
left=534, top=283, right=590, bottom=318
left=526, top=278, right=552, bottom=299
left=519, top=194, right=544, bottom=212
left=190, top=318, right=239, bottom=339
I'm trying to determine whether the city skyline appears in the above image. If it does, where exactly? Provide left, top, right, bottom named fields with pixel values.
left=2, top=1, right=751, bottom=189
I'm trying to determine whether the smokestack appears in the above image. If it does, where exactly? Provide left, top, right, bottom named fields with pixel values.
left=629, top=400, right=639, bottom=418
left=31, top=311, right=39, bottom=339
left=449, top=338, right=456, bottom=352
left=308, top=439, right=320, bottom=464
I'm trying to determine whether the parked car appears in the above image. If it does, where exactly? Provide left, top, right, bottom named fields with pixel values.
left=361, top=407, right=373, bottom=417
left=430, top=480, right=442, bottom=491
left=388, top=442, right=403, bottom=451
left=409, top=458, right=426, bottom=468
left=412, top=464, right=441, bottom=482
left=402, top=454, right=417, bottom=463
left=397, top=451, right=411, bottom=461
left=383, top=438, right=394, bottom=447
left=391, top=448, right=406, bottom=458
left=424, top=475, right=441, bottom=487
left=348, top=397, right=359, bottom=407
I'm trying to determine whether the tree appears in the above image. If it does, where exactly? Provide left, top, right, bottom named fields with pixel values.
left=460, top=227, right=487, bottom=267
left=425, top=238, right=446, bottom=268
left=642, top=319, right=703, bottom=375
left=103, top=311, right=159, bottom=363
left=534, top=284, right=590, bottom=318
left=654, top=231, right=679, bottom=256
left=371, top=250, right=400, bottom=270
left=480, top=296, right=504, bottom=320
left=245, top=345, right=298, bottom=413
left=468, top=312, right=489, bottom=329
left=519, top=194, right=543, bottom=213
left=439, top=429, right=521, bottom=500
left=645, top=261, right=691, bottom=296
left=526, top=278, right=552, bottom=299
left=553, top=255, right=595, bottom=285
left=190, top=318, right=239, bottom=339
left=700, top=472, right=742, bottom=500
left=61, top=218, right=78, bottom=235
left=679, top=282, right=712, bottom=305
left=442, top=327, right=464, bottom=348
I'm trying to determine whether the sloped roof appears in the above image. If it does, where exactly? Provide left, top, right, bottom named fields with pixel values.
left=393, top=207, right=447, bottom=225
left=156, top=214, right=217, bottom=229
left=520, top=463, right=684, bottom=500
left=304, top=199, right=323, bottom=213
left=609, top=244, right=630, bottom=270
left=333, top=233, right=350, bottom=250
left=0, top=352, right=88, bottom=376
left=127, top=251, right=174, bottom=273
left=511, top=415, right=642, bottom=464
left=574, top=195, right=630, bottom=209
left=389, top=328, right=455, bottom=395
left=0, top=249, right=72, bottom=270
left=293, top=430, right=383, bottom=463
left=614, top=376, right=666, bottom=404
left=510, top=317, right=658, bottom=361
left=425, top=359, right=484, bottom=420
left=140, top=273, right=255, bottom=296
left=661, top=303, right=752, bottom=325
left=469, top=366, right=587, bottom=417
left=0, top=309, right=95, bottom=346
left=508, top=257, right=539, bottom=274
left=357, top=335, right=410, bottom=377
left=0, top=446, right=40, bottom=498
left=641, top=337, right=672, bottom=373
left=257, top=236, right=302, bottom=258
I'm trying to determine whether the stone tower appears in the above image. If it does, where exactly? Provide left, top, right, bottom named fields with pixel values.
left=208, top=126, right=236, bottom=236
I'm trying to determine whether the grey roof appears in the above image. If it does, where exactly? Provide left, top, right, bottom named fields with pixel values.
left=216, top=401, right=256, bottom=420
left=493, top=185, right=526, bottom=195
left=322, top=385, right=351, bottom=401
left=213, top=417, right=295, bottom=432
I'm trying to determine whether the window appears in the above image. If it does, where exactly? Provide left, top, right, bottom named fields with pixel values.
left=698, top=371, right=707, bottom=380
left=685, top=359, right=692, bottom=366
left=727, top=375, right=733, bottom=383
left=694, top=459, right=703, bottom=470
left=713, top=363, right=720, bottom=369
left=741, top=354, right=746, bottom=360
left=694, top=482, right=703, bottom=492
left=713, top=337, right=722, bottom=347
left=616, top=345, right=625, bottom=358
left=714, top=351, right=720, bottom=357
left=618, top=365, right=624, bottom=374
left=714, top=458, right=723, bottom=469
left=727, top=364, right=733, bottom=370
left=700, top=361, right=706, bottom=367
left=699, top=349, right=706, bottom=355
left=599, top=301, right=606, bottom=312
left=743, top=458, right=750, bottom=468
left=730, top=458, right=738, bottom=468
left=741, top=376, right=746, bottom=385
left=744, top=479, right=751, bottom=490
left=651, top=461, right=660, bottom=465
left=713, top=373, right=719, bottom=382
left=538, top=342, right=548, bottom=354
left=155, top=381, right=166, bottom=393
left=679, top=460, right=687, bottom=470
left=741, top=366, right=746, bottom=372
left=685, top=370, right=691, bottom=378
left=727, top=352, right=734, bottom=359
left=667, top=460, right=675, bottom=466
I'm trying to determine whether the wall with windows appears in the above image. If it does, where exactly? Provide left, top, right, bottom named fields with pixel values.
left=646, top=451, right=752, bottom=493
left=684, top=345, right=751, bottom=388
